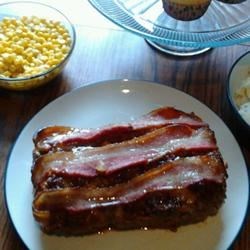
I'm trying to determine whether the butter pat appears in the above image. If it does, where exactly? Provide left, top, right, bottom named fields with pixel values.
left=234, top=76, right=250, bottom=107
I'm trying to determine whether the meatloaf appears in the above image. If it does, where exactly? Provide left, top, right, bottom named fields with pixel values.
left=31, top=107, right=227, bottom=235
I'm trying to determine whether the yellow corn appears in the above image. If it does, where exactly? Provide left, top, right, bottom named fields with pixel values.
left=0, top=16, right=71, bottom=78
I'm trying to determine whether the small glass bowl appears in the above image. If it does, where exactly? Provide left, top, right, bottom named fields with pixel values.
left=0, top=1, right=76, bottom=91
left=227, top=51, right=250, bottom=134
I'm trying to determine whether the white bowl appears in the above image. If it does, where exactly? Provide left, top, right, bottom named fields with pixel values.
left=227, top=51, right=250, bottom=133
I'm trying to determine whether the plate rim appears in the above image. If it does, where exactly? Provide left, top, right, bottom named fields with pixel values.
left=3, top=78, right=250, bottom=250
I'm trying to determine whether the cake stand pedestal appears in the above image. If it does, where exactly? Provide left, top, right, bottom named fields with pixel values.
left=145, top=39, right=211, bottom=56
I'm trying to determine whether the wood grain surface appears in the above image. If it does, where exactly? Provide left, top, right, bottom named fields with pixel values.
left=0, top=1, right=249, bottom=249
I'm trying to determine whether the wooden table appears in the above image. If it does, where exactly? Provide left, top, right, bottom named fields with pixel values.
left=0, top=1, right=249, bottom=249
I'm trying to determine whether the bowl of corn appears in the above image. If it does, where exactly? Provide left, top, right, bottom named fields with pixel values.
left=0, top=1, right=76, bottom=90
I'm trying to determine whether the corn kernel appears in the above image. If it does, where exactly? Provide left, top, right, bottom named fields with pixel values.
left=3, top=71, right=11, bottom=77
left=0, top=61, right=4, bottom=71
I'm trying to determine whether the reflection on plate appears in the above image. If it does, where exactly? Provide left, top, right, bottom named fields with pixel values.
left=5, top=80, right=249, bottom=250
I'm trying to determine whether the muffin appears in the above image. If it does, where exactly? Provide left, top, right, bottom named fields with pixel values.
left=162, top=0, right=211, bottom=21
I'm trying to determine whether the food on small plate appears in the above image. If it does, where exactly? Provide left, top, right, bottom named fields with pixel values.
left=161, top=0, right=211, bottom=21
left=31, top=107, right=227, bottom=235
left=161, top=0, right=246, bottom=21
left=234, top=76, right=250, bottom=125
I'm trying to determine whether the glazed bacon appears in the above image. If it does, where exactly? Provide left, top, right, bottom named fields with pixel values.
left=33, top=153, right=226, bottom=235
left=33, top=107, right=207, bottom=156
left=31, top=106, right=227, bottom=236
left=32, top=125, right=217, bottom=192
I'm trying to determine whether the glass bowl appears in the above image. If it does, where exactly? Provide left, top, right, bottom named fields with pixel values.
left=0, top=1, right=76, bottom=91
left=227, top=51, right=250, bottom=134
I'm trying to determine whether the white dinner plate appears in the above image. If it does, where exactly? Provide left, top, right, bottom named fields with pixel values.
left=5, top=79, right=249, bottom=250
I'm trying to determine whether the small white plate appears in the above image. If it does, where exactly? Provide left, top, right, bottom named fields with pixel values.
left=5, top=79, right=249, bottom=250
